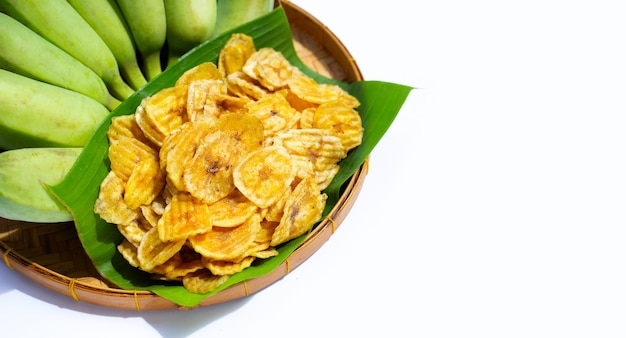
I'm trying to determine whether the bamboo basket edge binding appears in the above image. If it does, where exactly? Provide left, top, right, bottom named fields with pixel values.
left=0, top=1, right=367, bottom=311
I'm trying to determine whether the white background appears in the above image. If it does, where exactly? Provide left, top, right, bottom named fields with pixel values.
left=2, top=0, right=626, bottom=337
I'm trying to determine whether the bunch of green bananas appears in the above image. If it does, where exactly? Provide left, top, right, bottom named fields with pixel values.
left=0, top=0, right=274, bottom=223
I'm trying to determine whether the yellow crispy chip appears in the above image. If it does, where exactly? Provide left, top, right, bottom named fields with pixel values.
left=186, top=79, right=227, bottom=123
left=271, top=177, right=327, bottom=246
left=184, top=114, right=264, bottom=204
left=157, top=192, right=212, bottom=242
left=244, top=90, right=300, bottom=137
left=189, top=213, right=262, bottom=261
left=233, top=145, right=296, bottom=208
left=117, top=221, right=149, bottom=247
left=139, top=204, right=160, bottom=228
left=314, top=163, right=340, bottom=191
left=150, top=252, right=184, bottom=275
left=272, top=129, right=347, bottom=183
left=206, top=190, right=258, bottom=227
left=164, top=258, right=206, bottom=280
left=108, top=136, right=158, bottom=181
left=135, top=86, right=188, bottom=147
left=243, top=47, right=293, bottom=91
left=287, top=68, right=360, bottom=108
left=175, top=61, right=222, bottom=87
left=206, top=256, right=255, bottom=276
left=251, top=248, right=279, bottom=259
left=117, top=240, right=140, bottom=268
left=182, top=270, right=230, bottom=294
left=94, top=171, right=141, bottom=225
left=218, top=33, right=256, bottom=77
left=298, top=107, right=316, bottom=129
left=161, top=120, right=214, bottom=191
left=226, top=71, right=268, bottom=100
left=313, top=101, right=363, bottom=151
left=124, top=155, right=165, bottom=209
left=159, top=246, right=206, bottom=280
left=137, top=227, right=186, bottom=271
left=107, top=114, right=152, bottom=145
left=285, top=90, right=317, bottom=112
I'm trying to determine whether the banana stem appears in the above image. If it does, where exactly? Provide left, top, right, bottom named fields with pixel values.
left=120, top=60, right=147, bottom=90
left=142, top=52, right=163, bottom=80
left=104, top=94, right=122, bottom=111
left=108, top=75, right=135, bottom=100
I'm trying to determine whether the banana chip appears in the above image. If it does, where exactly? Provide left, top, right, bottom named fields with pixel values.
left=233, top=145, right=296, bottom=208
left=245, top=90, right=300, bottom=137
left=218, top=33, right=255, bottom=77
left=157, top=192, right=212, bottom=242
left=206, top=190, right=258, bottom=227
left=243, top=47, right=293, bottom=91
left=94, top=33, right=363, bottom=294
left=176, top=61, right=222, bottom=87
left=182, top=270, right=230, bottom=294
left=313, top=101, right=364, bottom=151
left=189, top=213, right=262, bottom=262
left=271, top=177, right=327, bottom=246
left=135, top=86, right=188, bottom=147
left=137, top=227, right=186, bottom=272
left=94, top=171, right=140, bottom=226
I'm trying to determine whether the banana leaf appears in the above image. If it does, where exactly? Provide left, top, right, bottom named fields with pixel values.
left=49, top=5, right=413, bottom=308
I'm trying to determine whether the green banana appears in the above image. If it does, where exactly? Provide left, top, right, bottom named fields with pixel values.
left=0, top=13, right=120, bottom=111
left=210, top=0, right=275, bottom=39
left=164, top=0, right=217, bottom=66
left=116, top=0, right=167, bottom=80
left=0, top=0, right=135, bottom=100
left=0, top=147, right=81, bottom=223
left=67, top=0, right=148, bottom=91
left=0, top=69, right=110, bottom=150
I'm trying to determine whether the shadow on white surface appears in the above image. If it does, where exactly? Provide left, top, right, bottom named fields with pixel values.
left=0, top=261, right=252, bottom=336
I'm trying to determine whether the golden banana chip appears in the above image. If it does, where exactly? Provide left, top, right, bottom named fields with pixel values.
left=175, top=61, right=222, bottom=87
left=161, top=120, right=213, bottom=191
left=184, top=114, right=263, bottom=204
left=313, top=101, right=364, bottom=151
left=137, top=227, right=186, bottom=272
left=94, top=171, right=140, bottom=226
left=206, top=190, right=258, bottom=227
left=117, top=221, right=148, bottom=248
left=251, top=248, right=279, bottom=259
left=298, top=107, right=316, bottom=129
left=107, top=115, right=152, bottom=146
left=189, top=213, right=262, bottom=261
left=287, top=68, right=360, bottom=108
left=226, top=71, right=268, bottom=100
left=243, top=47, right=294, bottom=91
left=245, top=90, right=300, bottom=137
left=108, top=136, right=158, bottom=182
left=233, top=145, right=296, bottom=208
left=218, top=33, right=255, bottom=77
left=135, top=85, right=188, bottom=147
left=117, top=240, right=140, bottom=268
left=124, top=155, right=165, bottom=209
left=182, top=270, right=230, bottom=294
left=206, top=256, right=255, bottom=276
left=271, top=177, right=327, bottom=246
left=186, top=79, right=227, bottom=123
left=157, top=192, right=212, bottom=242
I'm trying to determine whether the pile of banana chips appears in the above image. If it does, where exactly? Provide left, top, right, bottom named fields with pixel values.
left=94, top=33, right=364, bottom=293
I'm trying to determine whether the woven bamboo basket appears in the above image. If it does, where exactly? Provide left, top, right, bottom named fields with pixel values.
left=0, top=1, right=366, bottom=311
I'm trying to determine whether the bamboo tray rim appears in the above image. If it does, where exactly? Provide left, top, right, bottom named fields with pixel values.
left=0, top=0, right=367, bottom=311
